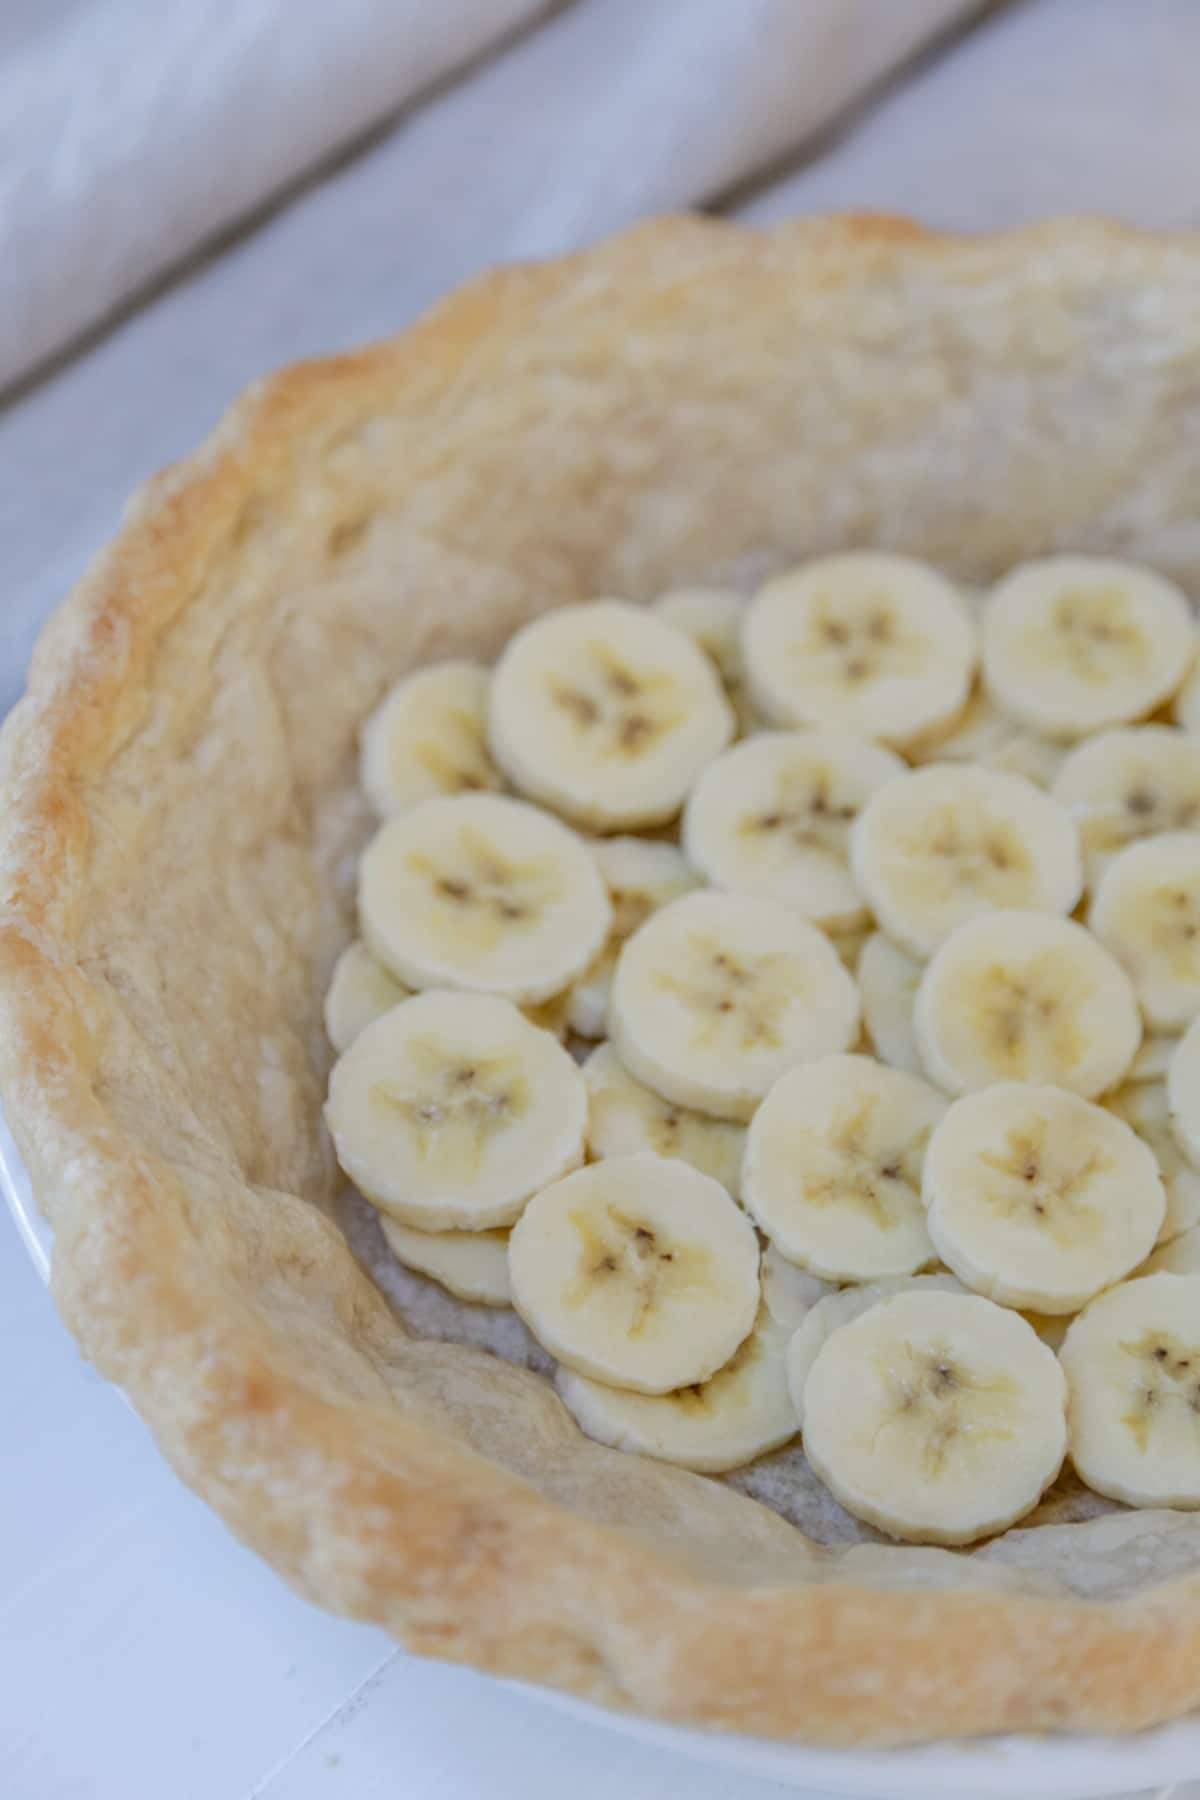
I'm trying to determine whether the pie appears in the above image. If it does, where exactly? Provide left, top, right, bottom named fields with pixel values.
left=3, top=215, right=1200, bottom=1746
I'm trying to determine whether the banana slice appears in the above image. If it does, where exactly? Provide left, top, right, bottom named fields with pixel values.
left=324, top=941, right=409, bottom=1053
left=743, top=1054, right=944, bottom=1281
left=653, top=586, right=758, bottom=733
left=982, top=556, right=1195, bottom=740
left=582, top=1043, right=745, bottom=1194
left=360, top=661, right=503, bottom=817
left=1060, top=1273, right=1200, bottom=1508
left=508, top=1151, right=760, bottom=1393
left=359, top=793, right=610, bottom=1004
left=1105, top=1080, right=1200, bottom=1245
left=1051, top=726, right=1200, bottom=888
left=1168, top=1017, right=1200, bottom=1169
left=858, top=932, right=923, bottom=1073
left=1142, top=1225, right=1200, bottom=1274
left=914, top=909, right=1141, bottom=1098
left=1090, top=832, right=1200, bottom=1031
left=609, top=890, right=860, bottom=1121
left=683, top=731, right=903, bottom=928
left=564, top=838, right=698, bottom=1039
left=325, top=991, right=587, bottom=1229
left=1173, top=655, right=1200, bottom=733
left=742, top=553, right=975, bottom=747
left=487, top=600, right=734, bottom=829
left=907, top=684, right=1065, bottom=788
left=1129, top=1035, right=1178, bottom=1084
left=922, top=1084, right=1164, bottom=1313
left=379, top=1218, right=510, bottom=1306
left=786, top=1273, right=966, bottom=1426
left=801, top=1290, right=1067, bottom=1545
left=555, top=1299, right=797, bottom=1474
left=760, top=1243, right=835, bottom=1331
left=850, top=764, right=1082, bottom=958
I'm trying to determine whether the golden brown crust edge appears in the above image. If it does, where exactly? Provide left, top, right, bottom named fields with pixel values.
left=3, top=213, right=1200, bottom=1747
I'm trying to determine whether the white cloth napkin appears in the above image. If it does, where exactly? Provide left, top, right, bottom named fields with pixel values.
left=0, top=0, right=984, bottom=393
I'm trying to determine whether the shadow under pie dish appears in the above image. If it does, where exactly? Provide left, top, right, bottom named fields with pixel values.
left=4, top=213, right=1200, bottom=1751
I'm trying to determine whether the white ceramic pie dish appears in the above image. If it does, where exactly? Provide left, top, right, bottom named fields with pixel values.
left=5, top=1113, right=1195, bottom=1799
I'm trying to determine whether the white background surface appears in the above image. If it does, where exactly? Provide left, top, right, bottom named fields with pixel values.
left=7, top=2, right=1200, bottom=1796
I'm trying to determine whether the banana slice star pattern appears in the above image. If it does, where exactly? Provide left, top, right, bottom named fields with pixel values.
left=801, top=1290, right=1067, bottom=1545
left=610, top=890, right=860, bottom=1121
left=857, top=932, right=923, bottom=1073
left=1060, top=1273, right=1200, bottom=1508
left=1052, top=726, right=1200, bottom=887
left=324, top=941, right=409, bottom=1053
left=564, top=837, right=698, bottom=1039
left=683, top=731, right=903, bottom=928
left=359, top=792, right=610, bottom=1004
left=742, top=1054, right=944, bottom=1281
left=380, top=1218, right=511, bottom=1306
left=488, top=601, right=734, bottom=829
left=508, top=1152, right=760, bottom=1394
left=556, top=1298, right=798, bottom=1474
left=850, top=764, right=1082, bottom=958
left=982, top=557, right=1195, bottom=740
left=653, top=587, right=758, bottom=734
left=325, top=991, right=587, bottom=1230
left=1090, top=832, right=1200, bottom=1031
left=922, top=1084, right=1164, bottom=1313
left=742, top=553, right=976, bottom=747
left=1105, top=1079, right=1200, bottom=1246
left=785, top=1273, right=966, bottom=1426
left=914, top=909, right=1141, bottom=1098
left=1167, top=1017, right=1200, bottom=1169
left=361, top=661, right=503, bottom=817
left=582, top=1043, right=746, bottom=1195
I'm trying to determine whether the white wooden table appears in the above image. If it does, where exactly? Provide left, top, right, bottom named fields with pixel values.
left=7, top=2, right=1200, bottom=1793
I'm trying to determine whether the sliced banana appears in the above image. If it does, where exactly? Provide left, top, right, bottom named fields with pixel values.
left=360, top=661, right=503, bottom=817
left=1051, top=725, right=1200, bottom=889
left=1060, top=1272, right=1200, bottom=1508
left=324, top=941, right=409, bottom=1053
left=1129, top=1035, right=1178, bottom=1084
left=609, top=890, right=860, bottom=1121
left=379, top=1218, right=510, bottom=1306
left=742, top=1055, right=944, bottom=1281
left=907, top=684, right=1065, bottom=788
left=922, top=1084, right=1164, bottom=1313
left=556, top=1299, right=797, bottom=1474
left=850, top=764, right=1082, bottom=958
left=1168, top=1017, right=1200, bottom=1169
left=653, top=586, right=758, bottom=733
left=1173, top=655, right=1200, bottom=733
left=742, top=553, right=975, bottom=747
left=914, top=909, right=1141, bottom=1099
left=760, top=1243, right=835, bottom=1331
left=564, top=837, right=698, bottom=1039
left=359, top=792, right=610, bottom=1004
left=1090, top=832, right=1200, bottom=1031
left=487, top=600, right=734, bottom=829
left=508, top=1151, right=760, bottom=1393
left=857, top=932, right=923, bottom=1073
left=582, top=1043, right=745, bottom=1195
left=786, top=1273, right=966, bottom=1426
left=801, top=1290, right=1067, bottom=1545
left=981, top=556, right=1195, bottom=740
left=1142, top=1225, right=1200, bottom=1274
left=683, top=731, right=903, bottom=929
left=325, top=991, right=586, bottom=1229
left=1105, top=1079, right=1200, bottom=1245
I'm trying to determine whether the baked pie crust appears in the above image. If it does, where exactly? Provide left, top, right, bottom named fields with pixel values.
left=3, top=214, right=1200, bottom=1745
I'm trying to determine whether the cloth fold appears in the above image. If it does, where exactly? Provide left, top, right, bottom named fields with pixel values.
left=0, top=0, right=985, bottom=393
